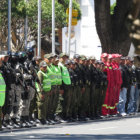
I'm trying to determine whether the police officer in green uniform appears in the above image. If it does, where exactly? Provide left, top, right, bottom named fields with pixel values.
left=36, top=61, right=51, bottom=125
left=58, top=53, right=71, bottom=120
left=0, top=53, right=8, bottom=130
left=44, top=54, right=56, bottom=123
left=50, top=56, right=63, bottom=121
left=62, top=59, right=72, bottom=120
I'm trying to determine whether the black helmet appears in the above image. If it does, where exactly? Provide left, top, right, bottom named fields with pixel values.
left=18, top=52, right=27, bottom=58
left=25, top=47, right=34, bottom=53
left=11, top=52, right=18, bottom=57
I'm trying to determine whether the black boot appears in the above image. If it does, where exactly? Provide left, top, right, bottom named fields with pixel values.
left=26, top=116, right=36, bottom=127
left=11, top=118, right=21, bottom=129
left=3, top=120, right=13, bottom=129
left=20, top=116, right=30, bottom=128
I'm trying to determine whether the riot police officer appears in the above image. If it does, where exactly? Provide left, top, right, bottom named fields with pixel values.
left=2, top=52, right=21, bottom=129
left=20, top=47, right=36, bottom=127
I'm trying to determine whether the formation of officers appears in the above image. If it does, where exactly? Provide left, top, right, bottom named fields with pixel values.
left=0, top=47, right=140, bottom=130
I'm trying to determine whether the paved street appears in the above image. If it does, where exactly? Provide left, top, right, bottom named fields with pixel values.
left=0, top=116, right=140, bottom=140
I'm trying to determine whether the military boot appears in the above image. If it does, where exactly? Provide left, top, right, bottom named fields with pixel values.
left=20, top=116, right=31, bottom=128
left=11, top=118, right=20, bottom=129
left=2, top=120, right=13, bottom=129
left=26, top=116, right=36, bottom=127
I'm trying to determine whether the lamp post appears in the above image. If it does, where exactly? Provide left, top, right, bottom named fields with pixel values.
left=8, top=0, right=11, bottom=51
left=52, top=0, right=55, bottom=54
left=38, top=0, right=41, bottom=57
left=24, top=0, right=28, bottom=49
left=68, top=0, right=73, bottom=56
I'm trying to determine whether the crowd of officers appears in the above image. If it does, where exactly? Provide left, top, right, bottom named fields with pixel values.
left=0, top=48, right=140, bottom=130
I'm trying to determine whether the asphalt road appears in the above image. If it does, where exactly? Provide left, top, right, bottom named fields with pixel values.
left=0, top=116, right=140, bottom=140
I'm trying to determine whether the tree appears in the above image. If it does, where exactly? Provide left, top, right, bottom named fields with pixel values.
left=126, top=0, right=140, bottom=66
left=127, top=0, right=140, bottom=54
left=94, top=0, right=133, bottom=55
left=0, top=0, right=81, bottom=52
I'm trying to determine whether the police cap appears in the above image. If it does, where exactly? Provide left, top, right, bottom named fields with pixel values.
left=39, top=61, right=47, bottom=67
left=65, top=59, right=71, bottom=65
left=59, top=53, right=68, bottom=58
left=55, top=57, right=59, bottom=62
left=44, top=54, right=52, bottom=59
left=89, top=56, right=96, bottom=60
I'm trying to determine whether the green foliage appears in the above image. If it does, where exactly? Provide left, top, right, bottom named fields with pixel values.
left=110, top=2, right=116, bottom=15
left=58, top=0, right=81, bottom=20
left=0, top=0, right=81, bottom=36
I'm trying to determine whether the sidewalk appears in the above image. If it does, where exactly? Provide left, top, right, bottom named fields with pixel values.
left=0, top=113, right=140, bottom=134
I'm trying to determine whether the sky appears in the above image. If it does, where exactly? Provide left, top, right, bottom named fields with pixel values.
left=111, top=0, right=116, bottom=5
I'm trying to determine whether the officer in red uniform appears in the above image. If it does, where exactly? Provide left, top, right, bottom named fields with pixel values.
left=110, top=54, right=118, bottom=115
left=101, top=53, right=111, bottom=116
left=109, top=54, right=122, bottom=115
left=107, top=54, right=115, bottom=115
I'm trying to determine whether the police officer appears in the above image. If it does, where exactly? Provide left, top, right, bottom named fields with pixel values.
left=29, top=56, right=42, bottom=122
left=36, top=61, right=51, bottom=125
left=83, top=57, right=91, bottom=118
left=78, top=55, right=87, bottom=120
left=62, top=59, right=72, bottom=120
left=89, top=56, right=98, bottom=119
left=0, top=53, right=7, bottom=130
left=44, top=54, right=56, bottom=124
left=2, top=52, right=20, bottom=129
left=49, top=56, right=63, bottom=123
left=73, top=54, right=83, bottom=120
left=34, top=56, right=42, bottom=71
left=68, top=60, right=79, bottom=121
left=96, top=61, right=107, bottom=118
left=9, top=52, right=24, bottom=128
left=58, top=53, right=71, bottom=120
left=20, top=47, right=36, bottom=127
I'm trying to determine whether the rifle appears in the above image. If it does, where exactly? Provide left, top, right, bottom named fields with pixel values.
left=23, top=61, right=42, bottom=99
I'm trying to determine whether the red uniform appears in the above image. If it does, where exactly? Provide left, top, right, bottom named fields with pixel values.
left=102, top=62, right=114, bottom=116
left=110, top=57, right=122, bottom=115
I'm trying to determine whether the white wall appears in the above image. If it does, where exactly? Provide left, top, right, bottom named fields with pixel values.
left=62, top=0, right=101, bottom=59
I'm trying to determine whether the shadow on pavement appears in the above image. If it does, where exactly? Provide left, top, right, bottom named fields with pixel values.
left=0, top=134, right=140, bottom=140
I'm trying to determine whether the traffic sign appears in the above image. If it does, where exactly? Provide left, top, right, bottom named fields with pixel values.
left=66, top=8, right=78, bottom=26
left=66, top=8, right=78, bottom=17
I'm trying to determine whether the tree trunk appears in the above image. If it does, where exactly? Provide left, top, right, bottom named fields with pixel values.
left=94, top=0, right=132, bottom=55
